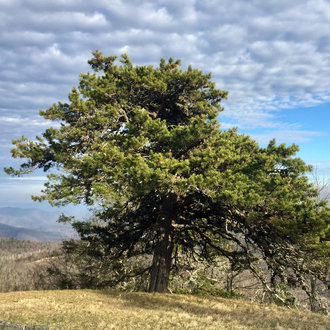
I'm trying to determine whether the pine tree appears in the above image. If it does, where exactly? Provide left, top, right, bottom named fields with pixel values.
left=6, top=52, right=329, bottom=295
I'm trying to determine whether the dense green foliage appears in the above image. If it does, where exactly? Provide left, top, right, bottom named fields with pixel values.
left=5, top=52, right=329, bottom=309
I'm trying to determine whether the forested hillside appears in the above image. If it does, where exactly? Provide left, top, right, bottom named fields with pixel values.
left=0, top=238, right=59, bottom=292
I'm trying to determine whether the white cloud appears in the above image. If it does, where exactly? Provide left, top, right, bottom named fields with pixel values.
left=0, top=116, right=50, bottom=126
left=144, top=7, right=173, bottom=27
left=250, top=129, right=327, bottom=145
left=7, top=176, right=48, bottom=181
left=0, top=0, right=329, bottom=177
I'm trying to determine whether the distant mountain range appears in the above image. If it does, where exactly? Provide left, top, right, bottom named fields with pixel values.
left=0, top=207, right=75, bottom=241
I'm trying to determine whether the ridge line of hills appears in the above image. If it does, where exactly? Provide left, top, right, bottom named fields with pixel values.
left=0, top=207, right=74, bottom=241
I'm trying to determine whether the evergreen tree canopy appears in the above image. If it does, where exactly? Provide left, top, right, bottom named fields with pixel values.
left=6, top=52, right=329, bottom=296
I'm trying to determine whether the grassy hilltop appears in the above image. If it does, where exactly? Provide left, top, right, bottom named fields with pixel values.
left=0, top=289, right=329, bottom=330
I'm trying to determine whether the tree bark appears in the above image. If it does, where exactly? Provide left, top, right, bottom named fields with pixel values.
left=148, top=194, right=176, bottom=293
left=226, top=271, right=234, bottom=292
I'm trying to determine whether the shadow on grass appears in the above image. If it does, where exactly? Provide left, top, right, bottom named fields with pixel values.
left=97, top=290, right=329, bottom=330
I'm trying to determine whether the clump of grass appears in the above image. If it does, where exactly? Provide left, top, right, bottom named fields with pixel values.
left=0, top=290, right=329, bottom=329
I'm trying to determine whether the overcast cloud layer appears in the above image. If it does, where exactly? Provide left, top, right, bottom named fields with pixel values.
left=1, top=0, right=330, bottom=206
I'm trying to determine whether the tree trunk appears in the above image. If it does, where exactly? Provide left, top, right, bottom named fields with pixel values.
left=309, top=275, right=317, bottom=312
left=226, top=271, right=234, bottom=292
left=148, top=195, right=176, bottom=293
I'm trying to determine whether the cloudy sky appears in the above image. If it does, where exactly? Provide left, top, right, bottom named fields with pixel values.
left=0, top=0, right=329, bottom=213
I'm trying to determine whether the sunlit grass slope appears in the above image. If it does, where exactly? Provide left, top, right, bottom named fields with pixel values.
left=0, top=290, right=328, bottom=330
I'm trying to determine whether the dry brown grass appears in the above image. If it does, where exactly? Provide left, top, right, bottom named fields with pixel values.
left=0, top=289, right=328, bottom=330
